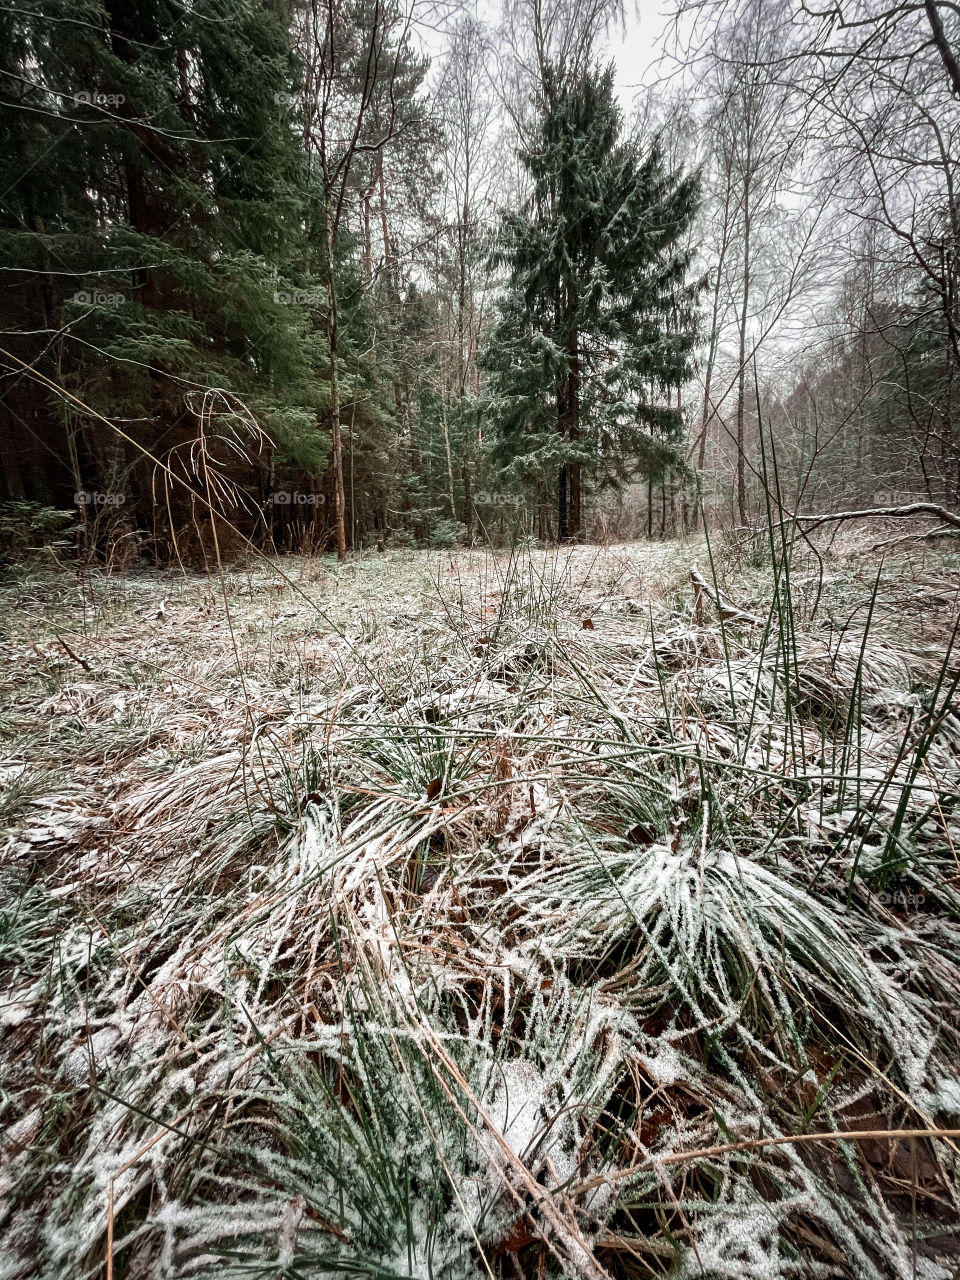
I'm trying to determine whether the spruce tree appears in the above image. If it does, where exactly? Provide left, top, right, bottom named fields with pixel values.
left=483, top=64, right=701, bottom=539
left=0, top=0, right=321, bottom=552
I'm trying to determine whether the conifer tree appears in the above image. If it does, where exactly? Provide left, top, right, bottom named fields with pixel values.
left=483, top=64, right=701, bottom=539
left=0, top=0, right=321, bottom=552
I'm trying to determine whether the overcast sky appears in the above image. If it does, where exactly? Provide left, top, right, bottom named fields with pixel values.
left=599, top=3, right=676, bottom=107
left=419, top=1, right=677, bottom=112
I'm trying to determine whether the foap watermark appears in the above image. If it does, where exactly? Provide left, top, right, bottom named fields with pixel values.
left=877, top=890, right=926, bottom=908
left=74, top=90, right=125, bottom=107
left=72, top=290, right=125, bottom=306
left=74, top=491, right=125, bottom=507
left=274, top=92, right=297, bottom=107
left=475, top=491, right=523, bottom=507
left=274, top=288, right=322, bottom=306
left=272, top=491, right=324, bottom=506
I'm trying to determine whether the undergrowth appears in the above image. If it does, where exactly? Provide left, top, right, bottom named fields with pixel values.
left=1, top=530, right=959, bottom=1278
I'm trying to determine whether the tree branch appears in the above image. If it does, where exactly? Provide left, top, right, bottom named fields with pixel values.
left=925, top=0, right=960, bottom=96
left=785, top=502, right=960, bottom=534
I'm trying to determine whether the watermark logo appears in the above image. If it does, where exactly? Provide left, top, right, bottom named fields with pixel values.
left=274, top=289, right=321, bottom=306
left=72, top=290, right=125, bottom=306
left=877, top=890, right=925, bottom=907
left=274, top=92, right=296, bottom=107
left=272, top=491, right=324, bottom=506
left=475, top=491, right=523, bottom=507
left=73, top=91, right=125, bottom=107
left=74, top=491, right=125, bottom=507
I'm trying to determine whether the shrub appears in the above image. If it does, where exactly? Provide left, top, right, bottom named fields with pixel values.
left=0, top=500, right=77, bottom=567
left=427, top=518, right=467, bottom=549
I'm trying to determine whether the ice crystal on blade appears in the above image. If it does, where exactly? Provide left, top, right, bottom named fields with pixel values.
left=2, top=541, right=959, bottom=1276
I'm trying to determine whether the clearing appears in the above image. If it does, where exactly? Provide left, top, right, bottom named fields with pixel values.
left=2, top=535, right=960, bottom=1278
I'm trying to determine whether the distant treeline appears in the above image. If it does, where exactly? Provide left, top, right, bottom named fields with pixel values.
left=1, top=0, right=957, bottom=564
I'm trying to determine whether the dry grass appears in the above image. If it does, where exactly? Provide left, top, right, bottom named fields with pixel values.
left=1, top=532, right=959, bottom=1278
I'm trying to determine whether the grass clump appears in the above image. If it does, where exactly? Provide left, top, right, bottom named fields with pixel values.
left=1, top=532, right=959, bottom=1277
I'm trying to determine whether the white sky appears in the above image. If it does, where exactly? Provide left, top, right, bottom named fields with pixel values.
left=418, top=1, right=675, bottom=109
left=600, top=3, right=677, bottom=107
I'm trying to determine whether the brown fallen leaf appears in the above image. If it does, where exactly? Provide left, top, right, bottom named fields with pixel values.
left=582, top=618, right=595, bottom=630
left=627, top=822, right=656, bottom=846
left=426, top=777, right=442, bottom=802
left=301, top=1201, right=350, bottom=1243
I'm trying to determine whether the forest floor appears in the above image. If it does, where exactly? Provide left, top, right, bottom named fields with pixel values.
left=2, top=530, right=960, bottom=1279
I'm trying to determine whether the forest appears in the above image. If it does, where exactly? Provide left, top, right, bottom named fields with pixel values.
left=1, top=0, right=955, bottom=559
left=2, top=0, right=960, bottom=1277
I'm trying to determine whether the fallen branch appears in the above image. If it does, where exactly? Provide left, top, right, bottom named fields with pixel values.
left=783, top=503, right=960, bottom=535
left=53, top=634, right=92, bottom=672
left=571, top=1127, right=960, bottom=1196
left=867, top=527, right=960, bottom=553
left=690, top=566, right=761, bottom=626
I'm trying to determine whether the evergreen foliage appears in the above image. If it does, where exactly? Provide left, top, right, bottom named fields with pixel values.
left=482, top=64, right=701, bottom=539
left=0, top=14, right=705, bottom=558
left=0, top=0, right=325, bottom=555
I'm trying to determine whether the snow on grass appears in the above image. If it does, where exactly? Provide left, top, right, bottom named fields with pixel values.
left=1, top=537, right=959, bottom=1276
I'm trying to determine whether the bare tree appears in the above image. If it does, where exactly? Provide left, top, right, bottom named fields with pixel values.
left=494, top=0, right=625, bottom=144
left=720, top=1, right=960, bottom=509
left=705, top=0, right=803, bottom=522
left=434, top=17, right=499, bottom=534
left=298, top=0, right=415, bottom=559
left=667, top=0, right=843, bottom=526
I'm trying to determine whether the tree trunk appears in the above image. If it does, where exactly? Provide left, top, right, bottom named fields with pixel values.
left=557, top=331, right=580, bottom=541
left=348, top=388, right=358, bottom=551
left=363, top=191, right=372, bottom=283
left=441, top=400, right=457, bottom=519
left=695, top=305, right=719, bottom=531
left=378, top=163, right=405, bottom=428
left=462, top=460, right=473, bottom=544
left=693, top=157, right=734, bottom=533
left=556, top=353, right=568, bottom=539
left=325, top=212, right=347, bottom=560
left=567, top=343, right=582, bottom=539
left=736, top=179, right=752, bottom=525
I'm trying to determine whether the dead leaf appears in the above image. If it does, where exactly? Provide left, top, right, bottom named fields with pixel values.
left=627, top=822, right=656, bottom=847
left=582, top=618, right=595, bottom=630
left=301, top=1201, right=350, bottom=1243
left=426, top=778, right=442, bottom=802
